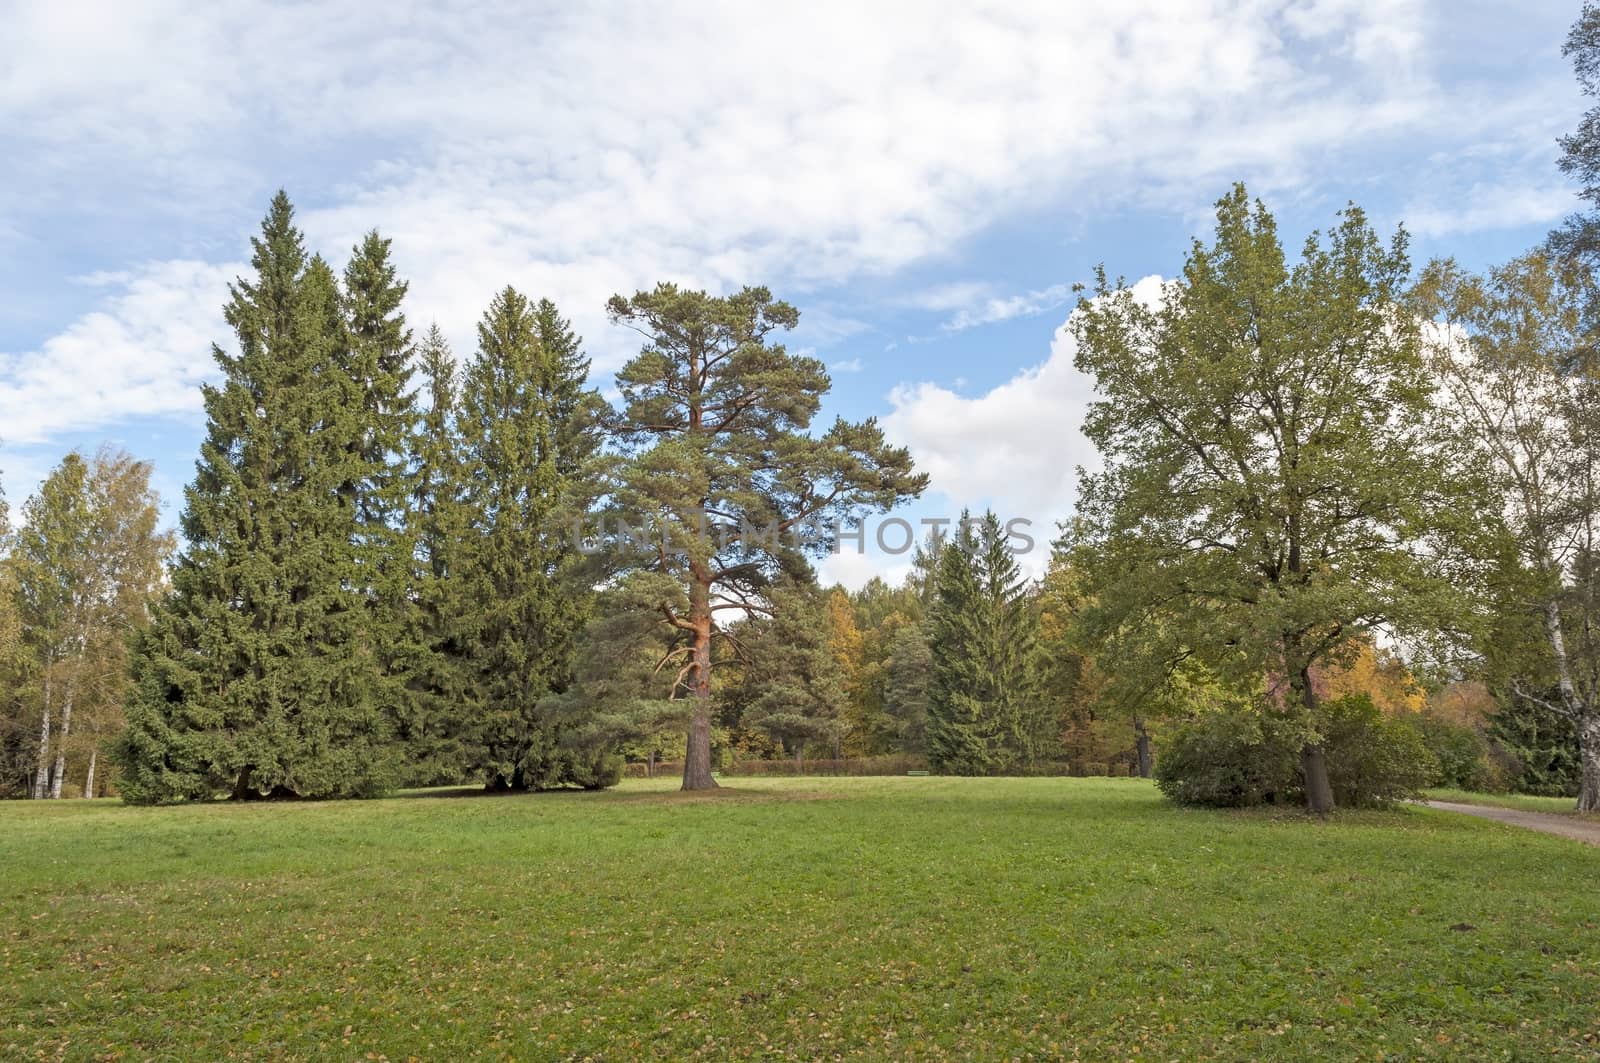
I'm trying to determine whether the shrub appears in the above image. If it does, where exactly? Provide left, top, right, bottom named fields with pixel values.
left=565, top=751, right=623, bottom=790
left=1319, top=695, right=1437, bottom=807
left=1410, top=712, right=1506, bottom=792
left=1154, top=712, right=1300, bottom=807
left=1156, top=697, right=1439, bottom=809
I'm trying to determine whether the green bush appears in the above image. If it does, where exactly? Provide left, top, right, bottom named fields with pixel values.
left=1154, top=712, right=1300, bottom=807
left=1319, top=696, right=1437, bottom=807
left=565, top=751, right=624, bottom=790
left=1410, top=712, right=1506, bottom=792
left=1156, top=696, right=1439, bottom=809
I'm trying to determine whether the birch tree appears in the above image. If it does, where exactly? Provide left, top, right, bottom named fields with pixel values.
left=13, top=448, right=170, bottom=798
left=1420, top=252, right=1600, bottom=811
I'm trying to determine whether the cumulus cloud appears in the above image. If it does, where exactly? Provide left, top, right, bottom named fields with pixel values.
left=0, top=260, right=235, bottom=444
left=883, top=275, right=1167, bottom=530
left=0, top=0, right=1556, bottom=448
left=940, top=283, right=1078, bottom=332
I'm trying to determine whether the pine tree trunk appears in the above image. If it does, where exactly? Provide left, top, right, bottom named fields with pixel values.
left=646, top=749, right=655, bottom=779
left=681, top=568, right=718, bottom=791
left=50, top=678, right=75, bottom=800
left=1134, top=719, right=1153, bottom=779
left=84, top=748, right=97, bottom=799
left=1578, top=715, right=1600, bottom=814
left=793, top=744, right=804, bottom=773
left=32, top=671, right=53, bottom=800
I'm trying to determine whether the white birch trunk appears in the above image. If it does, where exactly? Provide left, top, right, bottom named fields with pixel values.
left=83, top=747, right=97, bottom=799
left=31, top=671, right=53, bottom=800
left=49, top=677, right=74, bottom=800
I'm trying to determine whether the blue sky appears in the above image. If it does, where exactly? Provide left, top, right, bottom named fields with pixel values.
left=0, top=0, right=1586, bottom=586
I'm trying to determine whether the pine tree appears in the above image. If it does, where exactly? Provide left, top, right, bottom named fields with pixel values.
left=927, top=512, right=1041, bottom=774
left=601, top=283, right=926, bottom=789
left=456, top=288, right=602, bottom=790
left=116, top=194, right=396, bottom=802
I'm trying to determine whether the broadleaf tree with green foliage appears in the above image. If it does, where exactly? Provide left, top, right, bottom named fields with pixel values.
left=1419, top=252, right=1600, bottom=810
left=1071, top=185, right=1465, bottom=812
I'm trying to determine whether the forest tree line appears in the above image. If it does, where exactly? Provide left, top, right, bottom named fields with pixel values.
left=4, top=8, right=1600, bottom=809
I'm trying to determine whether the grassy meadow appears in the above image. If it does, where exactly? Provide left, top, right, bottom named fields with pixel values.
left=3, top=777, right=1599, bottom=1060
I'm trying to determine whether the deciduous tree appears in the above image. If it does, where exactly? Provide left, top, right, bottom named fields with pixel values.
left=1073, top=185, right=1462, bottom=812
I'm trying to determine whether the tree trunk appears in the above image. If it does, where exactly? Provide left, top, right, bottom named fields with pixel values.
left=1297, top=666, right=1334, bottom=814
left=1300, top=744, right=1335, bottom=814
left=793, top=744, right=804, bottom=773
left=646, top=749, right=655, bottom=779
left=1578, top=715, right=1600, bottom=814
left=1134, top=717, right=1153, bottom=779
left=681, top=567, right=718, bottom=791
left=50, top=678, right=75, bottom=800
left=84, top=748, right=97, bottom=799
left=32, top=671, right=53, bottom=800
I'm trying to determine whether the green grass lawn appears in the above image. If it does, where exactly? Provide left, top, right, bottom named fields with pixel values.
left=1424, top=787, right=1598, bottom=818
left=3, top=777, right=1598, bottom=1060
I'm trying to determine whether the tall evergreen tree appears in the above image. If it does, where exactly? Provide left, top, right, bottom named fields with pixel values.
left=738, top=579, right=846, bottom=769
left=601, top=284, right=925, bottom=790
left=1551, top=2, right=1600, bottom=272
left=116, top=194, right=395, bottom=802
left=883, top=625, right=932, bottom=755
left=926, top=512, right=1042, bottom=774
left=401, top=325, right=473, bottom=783
left=341, top=232, right=420, bottom=740
left=455, top=288, right=603, bottom=790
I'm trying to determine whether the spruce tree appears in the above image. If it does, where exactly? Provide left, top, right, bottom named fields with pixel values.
left=456, top=289, right=602, bottom=790
left=341, top=232, right=420, bottom=743
left=401, top=325, right=473, bottom=783
left=738, top=579, right=846, bottom=769
left=116, top=194, right=395, bottom=802
left=927, top=512, right=1041, bottom=774
left=884, top=625, right=933, bottom=755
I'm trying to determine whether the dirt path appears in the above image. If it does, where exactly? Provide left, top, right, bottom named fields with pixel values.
left=1423, top=800, right=1600, bottom=848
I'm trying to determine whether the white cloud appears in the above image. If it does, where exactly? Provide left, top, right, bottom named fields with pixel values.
left=818, top=549, right=912, bottom=593
left=1405, top=179, right=1575, bottom=238
left=0, top=260, right=236, bottom=444
left=941, top=283, right=1077, bottom=332
left=0, top=0, right=1546, bottom=445
left=883, top=275, right=1167, bottom=532
left=831, top=358, right=864, bottom=373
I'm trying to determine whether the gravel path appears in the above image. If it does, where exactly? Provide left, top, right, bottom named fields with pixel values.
left=1423, top=800, right=1600, bottom=848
